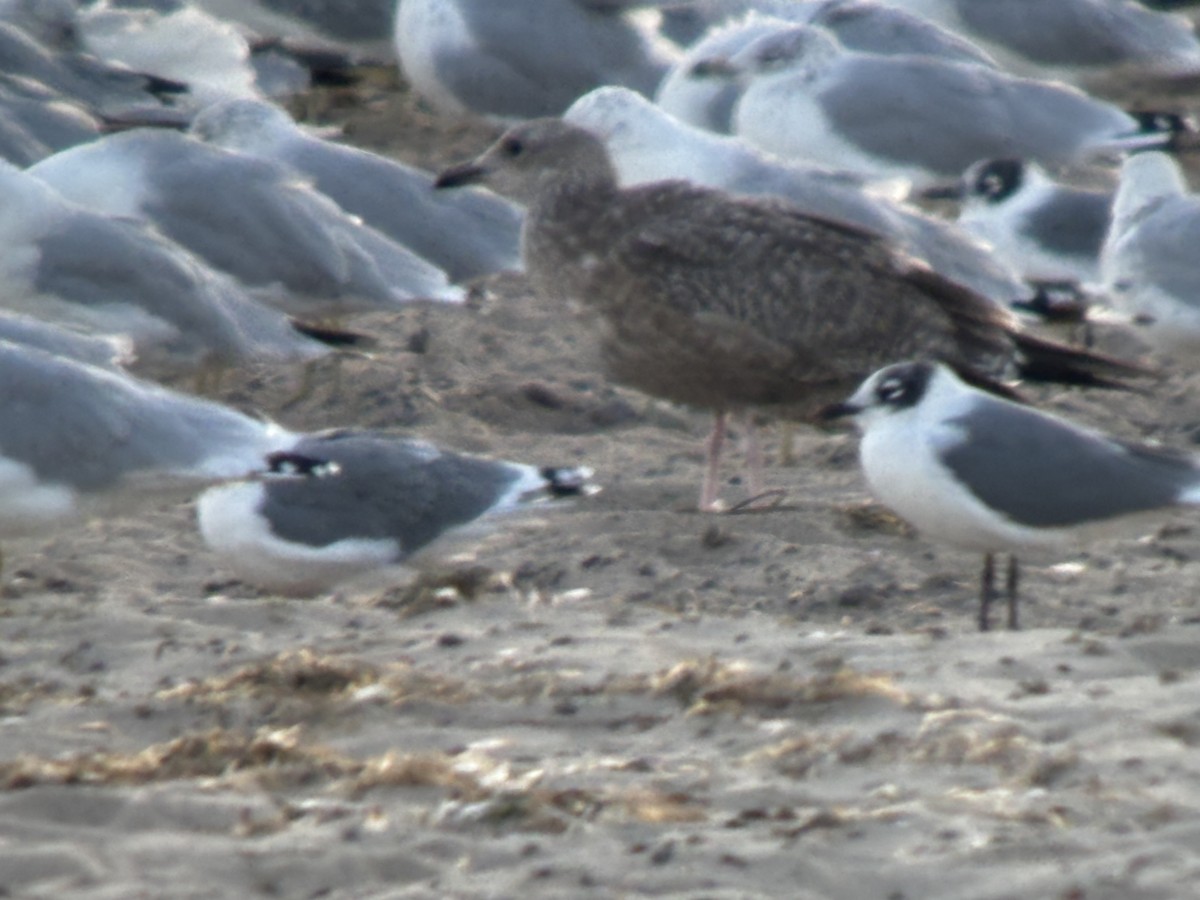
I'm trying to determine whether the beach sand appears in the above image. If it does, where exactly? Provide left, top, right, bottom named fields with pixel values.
left=4, top=76, right=1200, bottom=899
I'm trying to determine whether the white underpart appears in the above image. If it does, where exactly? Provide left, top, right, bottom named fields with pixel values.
left=196, top=482, right=402, bottom=596
left=851, top=369, right=1107, bottom=554
left=0, top=457, right=77, bottom=539
left=959, top=178, right=1100, bottom=284
left=394, top=0, right=476, bottom=119
left=28, top=145, right=151, bottom=220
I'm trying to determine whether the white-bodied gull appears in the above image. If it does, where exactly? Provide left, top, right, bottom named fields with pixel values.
left=393, top=0, right=673, bottom=121
left=28, top=129, right=465, bottom=319
left=0, top=158, right=331, bottom=374
left=955, top=158, right=1113, bottom=285
left=824, top=359, right=1200, bottom=629
left=721, top=23, right=1171, bottom=188
left=1100, top=151, right=1200, bottom=356
left=190, top=98, right=523, bottom=282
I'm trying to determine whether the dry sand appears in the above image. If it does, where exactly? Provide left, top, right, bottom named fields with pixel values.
left=5, top=76, right=1200, bottom=899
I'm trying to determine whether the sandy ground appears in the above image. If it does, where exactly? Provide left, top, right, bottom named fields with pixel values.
left=6, top=74, right=1200, bottom=899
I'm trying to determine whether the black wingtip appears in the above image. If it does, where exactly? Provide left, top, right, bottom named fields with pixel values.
left=266, top=452, right=341, bottom=478
left=1009, top=330, right=1159, bottom=392
left=539, top=466, right=595, bottom=497
left=288, top=318, right=377, bottom=349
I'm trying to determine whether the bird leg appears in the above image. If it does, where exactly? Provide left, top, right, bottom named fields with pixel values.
left=979, top=552, right=996, bottom=631
left=1005, top=555, right=1020, bottom=631
left=739, top=413, right=764, bottom=497
left=700, top=411, right=728, bottom=512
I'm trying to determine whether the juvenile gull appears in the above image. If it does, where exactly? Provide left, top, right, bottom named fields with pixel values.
left=721, top=24, right=1171, bottom=188
left=28, top=129, right=465, bottom=319
left=954, top=158, right=1114, bottom=285
left=394, top=0, right=673, bottom=121
left=190, top=98, right=523, bottom=282
left=824, top=360, right=1200, bottom=630
left=0, top=158, right=331, bottom=375
left=566, top=86, right=1028, bottom=304
left=883, top=0, right=1200, bottom=84
left=436, top=119, right=1143, bottom=510
left=198, top=430, right=595, bottom=595
left=1100, top=151, right=1200, bottom=356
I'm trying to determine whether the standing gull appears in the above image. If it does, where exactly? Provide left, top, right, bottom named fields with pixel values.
left=719, top=24, right=1172, bottom=188
left=435, top=119, right=1143, bottom=510
left=393, top=0, right=673, bottom=121
left=1100, top=151, right=1200, bottom=356
left=190, top=98, right=523, bottom=283
left=198, top=431, right=595, bottom=595
left=953, top=158, right=1113, bottom=285
left=824, top=360, right=1200, bottom=630
left=28, top=129, right=464, bottom=319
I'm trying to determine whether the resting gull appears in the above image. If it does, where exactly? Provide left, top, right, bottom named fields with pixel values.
left=28, top=129, right=465, bottom=319
left=0, top=340, right=293, bottom=543
left=883, top=0, right=1200, bottom=84
left=1100, top=151, right=1200, bottom=356
left=394, top=0, right=673, bottom=121
left=719, top=23, right=1172, bottom=188
left=655, top=7, right=994, bottom=133
left=566, top=85, right=1027, bottom=304
left=190, top=98, right=523, bottom=283
left=436, top=119, right=1144, bottom=510
left=0, top=311, right=132, bottom=371
left=951, top=158, right=1113, bottom=285
left=824, top=360, right=1200, bottom=630
left=198, top=430, right=595, bottom=595
left=0, top=158, right=331, bottom=374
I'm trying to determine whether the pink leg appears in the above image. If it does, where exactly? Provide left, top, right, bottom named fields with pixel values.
left=740, top=414, right=764, bottom=496
left=700, top=411, right=728, bottom=512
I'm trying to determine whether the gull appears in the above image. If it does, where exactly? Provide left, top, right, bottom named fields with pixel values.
left=0, top=158, right=331, bottom=375
left=882, top=0, right=1200, bottom=84
left=190, top=98, right=523, bottom=282
left=193, top=0, right=397, bottom=64
left=0, top=339, right=293, bottom=544
left=953, top=158, right=1113, bottom=285
left=823, top=359, right=1200, bottom=630
left=719, top=23, right=1172, bottom=188
left=28, top=129, right=465, bottom=319
left=566, top=85, right=1028, bottom=303
left=435, top=118, right=1144, bottom=510
left=0, top=311, right=132, bottom=371
left=655, top=6, right=995, bottom=133
left=393, top=0, right=673, bottom=121
left=198, top=430, right=596, bottom=595
left=1101, top=151, right=1200, bottom=356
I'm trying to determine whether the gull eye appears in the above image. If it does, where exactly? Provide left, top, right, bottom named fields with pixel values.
left=875, top=377, right=907, bottom=404
left=502, top=137, right=524, bottom=157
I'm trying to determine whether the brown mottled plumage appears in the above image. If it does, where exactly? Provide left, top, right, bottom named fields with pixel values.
left=435, top=118, right=1139, bottom=510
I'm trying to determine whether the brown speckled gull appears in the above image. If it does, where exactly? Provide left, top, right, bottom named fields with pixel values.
left=435, top=118, right=1143, bottom=511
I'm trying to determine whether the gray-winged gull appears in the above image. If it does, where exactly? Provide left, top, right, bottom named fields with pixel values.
left=190, top=98, right=523, bottom=282
left=883, top=0, right=1200, bottom=84
left=0, top=74, right=102, bottom=165
left=0, top=158, right=332, bottom=373
left=0, top=339, right=292, bottom=542
left=394, top=0, right=673, bottom=121
left=28, top=129, right=465, bottom=319
left=193, top=0, right=397, bottom=63
left=1100, top=151, right=1200, bottom=356
left=721, top=24, right=1172, bottom=188
left=198, top=430, right=595, bottom=594
left=954, top=158, right=1113, bottom=285
left=0, top=311, right=132, bottom=371
left=565, top=85, right=1028, bottom=304
left=435, top=118, right=1145, bottom=510
left=823, top=359, right=1200, bottom=629
left=655, top=7, right=995, bottom=133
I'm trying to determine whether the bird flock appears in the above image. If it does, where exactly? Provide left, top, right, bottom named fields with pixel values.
left=6, top=0, right=1200, bottom=630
